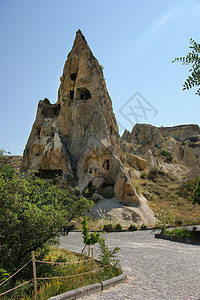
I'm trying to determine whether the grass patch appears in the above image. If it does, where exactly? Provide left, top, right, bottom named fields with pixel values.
left=139, top=172, right=200, bottom=225
left=162, top=227, right=200, bottom=242
left=1, top=246, right=121, bottom=300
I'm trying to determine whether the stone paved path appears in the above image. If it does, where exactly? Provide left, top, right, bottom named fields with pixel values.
left=59, top=230, right=200, bottom=300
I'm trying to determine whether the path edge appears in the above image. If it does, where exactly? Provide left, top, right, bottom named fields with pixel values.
left=48, top=271, right=127, bottom=300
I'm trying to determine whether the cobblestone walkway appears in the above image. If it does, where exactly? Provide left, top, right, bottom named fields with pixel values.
left=59, top=230, right=200, bottom=300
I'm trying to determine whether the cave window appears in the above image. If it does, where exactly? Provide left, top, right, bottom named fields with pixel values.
left=70, top=73, right=77, bottom=81
left=76, top=88, right=91, bottom=100
left=37, top=128, right=41, bottom=137
left=103, top=159, right=110, bottom=170
left=70, top=90, right=74, bottom=100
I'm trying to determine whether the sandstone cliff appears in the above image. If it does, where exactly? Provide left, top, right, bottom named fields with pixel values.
left=122, top=124, right=200, bottom=179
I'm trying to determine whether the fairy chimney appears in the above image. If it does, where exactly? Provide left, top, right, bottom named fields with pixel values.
left=22, top=30, right=140, bottom=204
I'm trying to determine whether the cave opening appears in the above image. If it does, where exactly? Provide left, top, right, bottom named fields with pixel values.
left=70, top=90, right=74, bottom=100
left=103, top=159, right=110, bottom=170
left=70, top=73, right=77, bottom=81
left=37, top=169, right=63, bottom=179
left=83, top=181, right=96, bottom=198
left=37, top=128, right=41, bottom=137
left=76, top=88, right=91, bottom=100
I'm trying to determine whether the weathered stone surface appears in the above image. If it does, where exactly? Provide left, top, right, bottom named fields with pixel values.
left=123, top=124, right=164, bottom=147
left=91, top=193, right=103, bottom=201
left=92, top=177, right=105, bottom=189
left=127, top=153, right=147, bottom=171
left=144, top=149, right=160, bottom=170
left=100, top=186, right=114, bottom=199
left=22, top=30, right=157, bottom=225
left=123, top=123, right=200, bottom=176
left=187, top=165, right=200, bottom=180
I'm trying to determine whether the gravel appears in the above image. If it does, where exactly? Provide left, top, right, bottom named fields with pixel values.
left=59, top=229, right=200, bottom=300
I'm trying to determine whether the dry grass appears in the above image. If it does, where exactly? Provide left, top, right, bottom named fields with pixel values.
left=137, top=171, right=200, bottom=225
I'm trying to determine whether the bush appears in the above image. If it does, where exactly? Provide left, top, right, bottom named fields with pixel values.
left=0, top=164, right=16, bottom=179
left=140, top=172, right=147, bottom=179
left=147, top=168, right=165, bottom=181
left=175, top=219, right=183, bottom=226
left=158, top=150, right=173, bottom=162
left=103, top=224, right=113, bottom=232
left=160, top=224, right=167, bottom=234
left=178, top=179, right=197, bottom=198
left=115, top=224, right=122, bottom=231
left=147, top=168, right=159, bottom=181
left=140, top=224, right=148, bottom=230
left=128, top=224, right=137, bottom=231
left=164, top=228, right=200, bottom=241
left=188, top=136, right=199, bottom=143
left=191, top=177, right=200, bottom=205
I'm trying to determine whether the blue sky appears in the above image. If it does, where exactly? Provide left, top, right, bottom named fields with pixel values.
left=0, top=0, right=200, bottom=155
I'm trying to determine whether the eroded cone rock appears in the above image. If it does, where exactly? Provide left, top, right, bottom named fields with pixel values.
left=22, top=30, right=146, bottom=208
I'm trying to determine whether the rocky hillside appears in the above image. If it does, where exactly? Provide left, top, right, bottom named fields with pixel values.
left=3, top=155, right=22, bottom=174
left=3, top=123, right=200, bottom=226
left=122, top=124, right=200, bottom=180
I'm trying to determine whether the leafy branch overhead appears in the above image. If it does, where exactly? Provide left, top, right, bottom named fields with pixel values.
left=173, top=38, right=200, bottom=95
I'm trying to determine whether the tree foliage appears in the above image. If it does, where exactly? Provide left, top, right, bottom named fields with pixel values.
left=173, top=38, right=200, bottom=95
left=0, top=169, right=93, bottom=272
left=191, top=177, right=200, bottom=205
left=80, top=217, right=101, bottom=255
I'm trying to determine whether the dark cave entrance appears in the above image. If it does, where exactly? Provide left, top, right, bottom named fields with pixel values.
left=70, top=73, right=77, bottom=81
left=103, top=159, right=110, bottom=170
left=76, top=88, right=91, bottom=100
left=70, top=90, right=74, bottom=100
left=37, top=169, right=63, bottom=179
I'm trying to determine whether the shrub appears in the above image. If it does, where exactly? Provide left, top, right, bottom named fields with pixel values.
left=175, top=219, right=183, bottom=226
left=147, top=168, right=159, bottom=181
left=115, top=224, right=122, bottom=231
left=140, top=172, right=147, bottom=179
left=188, top=136, right=199, bottom=143
left=103, top=224, right=113, bottom=232
left=128, top=224, right=137, bottom=231
left=191, top=177, right=200, bottom=205
left=158, top=150, right=173, bottom=162
left=164, top=228, right=200, bottom=241
left=160, top=224, right=167, bottom=234
left=0, top=164, right=16, bottom=179
left=178, top=179, right=197, bottom=198
left=140, top=224, right=148, bottom=230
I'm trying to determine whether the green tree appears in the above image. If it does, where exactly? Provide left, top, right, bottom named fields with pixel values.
left=81, top=217, right=101, bottom=255
left=0, top=170, right=93, bottom=273
left=191, top=177, right=200, bottom=205
left=173, top=38, right=200, bottom=95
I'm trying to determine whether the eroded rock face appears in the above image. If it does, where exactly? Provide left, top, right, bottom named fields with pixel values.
left=123, top=123, right=200, bottom=173
left=127, top=153, right=147, bottom=171
left=22, top=30, right=143, bottom=207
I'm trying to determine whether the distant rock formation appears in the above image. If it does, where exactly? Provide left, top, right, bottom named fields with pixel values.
left=122, top=124, right=200, bottom=179
left=2, top=155, right=22, bottom=174
left=22, top=29, right=157, bottom=227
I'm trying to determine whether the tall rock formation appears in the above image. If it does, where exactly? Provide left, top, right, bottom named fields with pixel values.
left=23, top=30, right=154, bottom=216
